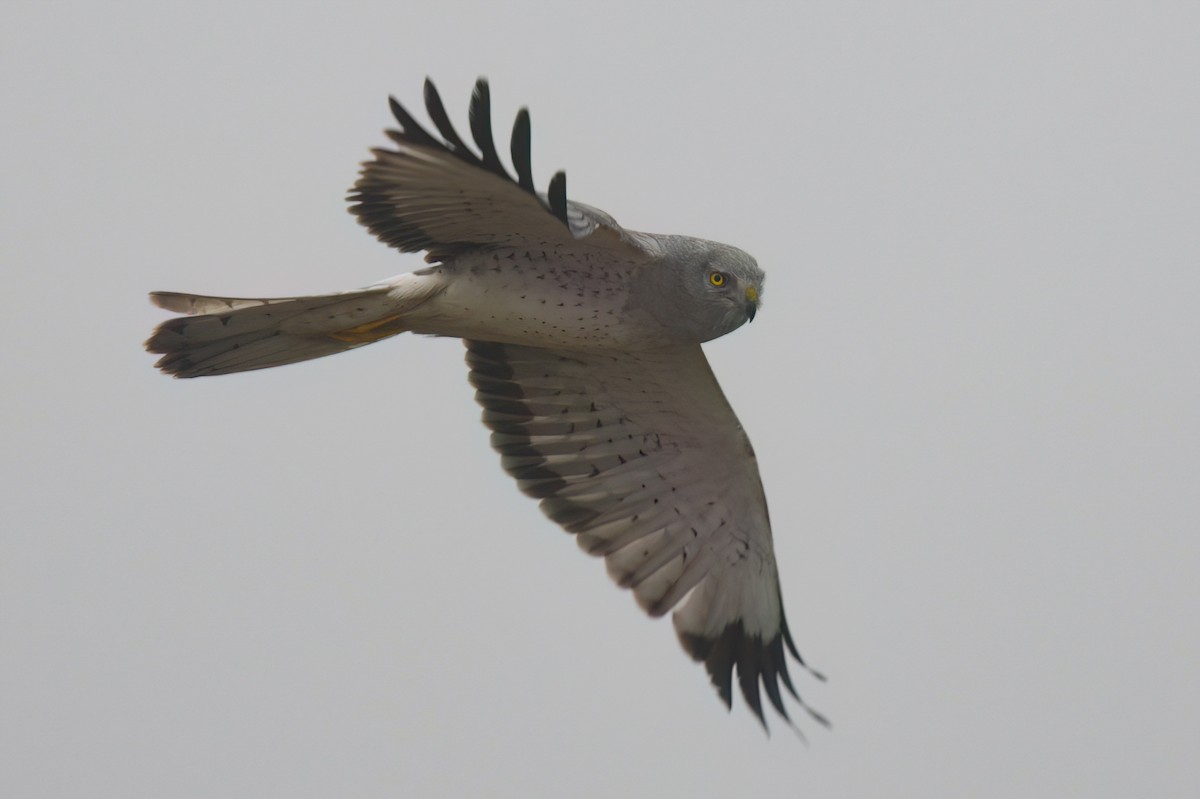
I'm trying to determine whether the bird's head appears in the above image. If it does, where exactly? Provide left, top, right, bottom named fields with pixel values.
left=641, top=238, right=763, bottom=343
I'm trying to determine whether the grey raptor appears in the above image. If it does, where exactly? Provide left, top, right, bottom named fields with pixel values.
left=145, top=78, right=827, bottom=732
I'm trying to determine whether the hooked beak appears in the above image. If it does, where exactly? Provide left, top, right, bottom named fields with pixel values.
left=745, top=286, right=759, bottom=322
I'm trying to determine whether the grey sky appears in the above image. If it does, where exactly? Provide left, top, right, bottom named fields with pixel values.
left=3, top=2, right=1198, bottom=796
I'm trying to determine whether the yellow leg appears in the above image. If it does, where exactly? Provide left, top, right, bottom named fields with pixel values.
left=327, top=314, right=409, bottom=344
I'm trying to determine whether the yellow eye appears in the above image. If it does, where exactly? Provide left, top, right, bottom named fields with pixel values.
left=708, top=272, right=727, bottom=287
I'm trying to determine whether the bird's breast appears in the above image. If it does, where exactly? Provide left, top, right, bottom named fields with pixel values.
left=403, top=250, right=666, bottom=348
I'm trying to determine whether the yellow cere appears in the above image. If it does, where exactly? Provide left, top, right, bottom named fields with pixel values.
left=745, top=286, right=758, bottom=303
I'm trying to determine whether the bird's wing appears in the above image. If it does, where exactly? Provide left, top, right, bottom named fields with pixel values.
left=465, top=340, right=826, bottom=731
left=349, top=79, right=654, bottom=262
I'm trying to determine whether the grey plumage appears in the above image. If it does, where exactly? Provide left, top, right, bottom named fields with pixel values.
left=145, top=78, right=825, bottom=732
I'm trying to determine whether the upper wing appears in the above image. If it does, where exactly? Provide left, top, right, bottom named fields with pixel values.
left=349, top=78, right=653, bottom=262
left=465, top=340, right=826, bottom=731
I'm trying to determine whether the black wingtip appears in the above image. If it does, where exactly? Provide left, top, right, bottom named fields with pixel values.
left=680, top=620, right=828, bottom=734
left=782, top=610, right=828, bottom=682
left=357, top=79, right=581, bottom=252
left=511, top=108, right=536, bottom=194
left=469, top=78, right=512, bottom=181
left=739, top=668, right=768, bottom=732
left=387, top=95, right=402, bottom=118
left=548, top=170, right=569, bottom=226
left=385, top=95, right=439, bottom=149
left=423, top=78, right=477, bottom=164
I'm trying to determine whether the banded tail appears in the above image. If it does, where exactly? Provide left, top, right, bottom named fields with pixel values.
left=146, top=278, right=438, bottom=378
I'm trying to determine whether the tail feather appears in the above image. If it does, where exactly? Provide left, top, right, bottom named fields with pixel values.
left=149, top=291, right=301, bottom=316
left=146, top=284, right=427, bottom=377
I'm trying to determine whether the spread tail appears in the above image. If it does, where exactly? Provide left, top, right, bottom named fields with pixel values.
left=145, top=281, right=431, bottom=377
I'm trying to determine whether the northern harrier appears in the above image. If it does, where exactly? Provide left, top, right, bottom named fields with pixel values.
left=146, top=79, right=826, bottom=732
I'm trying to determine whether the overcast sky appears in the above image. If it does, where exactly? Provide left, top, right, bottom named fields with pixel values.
left=3, top=2, right=1199, bottom=796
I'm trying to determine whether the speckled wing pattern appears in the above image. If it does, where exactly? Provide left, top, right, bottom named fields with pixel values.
left=348, top=78, right=648, bottom=262
left=466, top=340, right=827, bottom=731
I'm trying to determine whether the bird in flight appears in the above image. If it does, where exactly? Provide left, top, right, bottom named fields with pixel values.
left=146, top=78, right=827, bottom=732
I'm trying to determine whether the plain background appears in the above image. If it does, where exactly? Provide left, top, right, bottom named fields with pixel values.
left=4, top=2, right=1198, bottom=796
